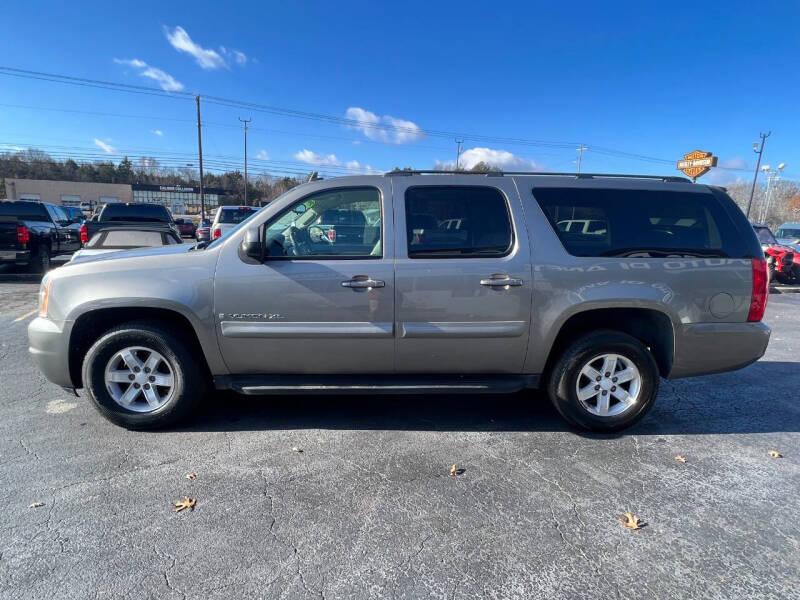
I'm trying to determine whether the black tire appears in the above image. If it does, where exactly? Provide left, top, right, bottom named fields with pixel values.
left=29, top=245, right=50, bottom=274
left=82, top=321, right=206, bottom=430
left=546, top=330, right=660, bottom=433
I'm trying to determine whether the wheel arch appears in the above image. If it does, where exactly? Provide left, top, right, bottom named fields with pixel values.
left=68, top=306, right=212, bottom=389
left=542, top=306, right=675, bottom=380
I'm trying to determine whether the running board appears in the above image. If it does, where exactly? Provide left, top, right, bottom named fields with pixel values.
left=214, top=374, right=539, bottom=395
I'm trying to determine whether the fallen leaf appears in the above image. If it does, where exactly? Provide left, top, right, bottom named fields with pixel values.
left=619, top=512, right=644, bottom=530
left=28, top=502, right=44, bottom=509
left=173, top=497, right=196, bottom=513
left=768, top=450, right=783, bottom=458
left=450, top=464, right=457, bottom=476
left=675, top=455, right=687, bottom=463
left=185, top=472, right=197, bottom=480
left=291, top=447, right=303, bottom=453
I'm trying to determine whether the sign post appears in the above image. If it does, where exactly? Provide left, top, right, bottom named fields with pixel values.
left=677, top=150, right=718, bottom=182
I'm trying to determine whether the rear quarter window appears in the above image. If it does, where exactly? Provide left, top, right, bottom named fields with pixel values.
left=0, top=202, right=50, bottom=221
left=532, top=187, right=752, bottom=258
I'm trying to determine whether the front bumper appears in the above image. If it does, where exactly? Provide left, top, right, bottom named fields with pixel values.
left=669, top=321, right=771, bottom=379
left=28, top=317, right=74, bottom=388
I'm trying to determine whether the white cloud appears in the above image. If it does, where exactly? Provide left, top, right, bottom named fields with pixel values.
left=114, top=58, right=146, bottom=69
left=219, top=45, right=249, bottom=66
left=345, top=160, right=382, bottom=174
left=165, top=26, right=227, bottom=69
left=113, top=58, right=184, bottom=91
left=345, top=107, right=424, bottom=144
left=151, top=129, right=163, bottom=136
left=93, top=138, right=117, bottom=154
left=255, top=150, right=269, bottom=160
left=435, top=147, right=540, bottom=171
left=294, top=149, right=340, bottom=167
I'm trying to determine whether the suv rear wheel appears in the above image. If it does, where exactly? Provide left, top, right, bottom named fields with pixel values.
left=546, top=330, right=659, bottom=432
left=82, top=321, right=206, bottom=430
left=29, top=245, right=50, bottom=274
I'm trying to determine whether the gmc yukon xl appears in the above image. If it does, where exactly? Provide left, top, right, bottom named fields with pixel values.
left=28, top=172, right=770, bottom=432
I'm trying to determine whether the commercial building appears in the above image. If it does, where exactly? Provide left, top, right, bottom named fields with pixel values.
left=3, top=178, right=226, bottom=215
left=4, top=178, right=132, bottom=208
left=132, top=184, right=223, bottom=215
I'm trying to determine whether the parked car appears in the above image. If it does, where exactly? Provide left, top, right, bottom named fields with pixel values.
left=61, top=206, right=86, bottom=224
left=0, top=200, right=82, bottom=272
left=775, top=222, right=800, bottom=253
left=195, top=219, right=212, bottom=243
left=81, top=203, right=179, bottom=243
left=70, top=226, right=182, bottom=263
left=752, top=223, right=795, bottom=283
left=173, top=217, right=197, bottom=238
left=29, top=172, right=770, bottom=432
left=210, top=206, right=260, bottom=240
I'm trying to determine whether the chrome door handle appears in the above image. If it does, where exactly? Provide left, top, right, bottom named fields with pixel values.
left=480, top=276, right=523, bottom=287
left=342, top=277, right=385, bottom=289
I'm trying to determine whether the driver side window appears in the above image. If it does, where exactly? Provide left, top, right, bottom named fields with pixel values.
left=265, top=187, right=382, bottom=259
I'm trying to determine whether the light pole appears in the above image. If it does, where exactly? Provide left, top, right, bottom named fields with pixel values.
left=576, top=145, right=588, bottom=174
left=746, top=131, right=770, bottom=219
left=758, top=162, right=786, bottom=224
left=239, top=117, right=252, bottom=206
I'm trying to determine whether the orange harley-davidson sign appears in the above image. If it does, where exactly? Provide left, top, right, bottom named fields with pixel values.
left=677, top=150, right=718, bottom=179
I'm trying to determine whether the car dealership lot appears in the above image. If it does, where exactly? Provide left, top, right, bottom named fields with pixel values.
left=0, top=276, right=798, bottom=599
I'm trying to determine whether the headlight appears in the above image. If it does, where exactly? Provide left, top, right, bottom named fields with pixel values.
left=39, top=276, right=52, bottom=318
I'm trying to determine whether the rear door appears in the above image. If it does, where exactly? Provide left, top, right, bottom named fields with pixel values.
left=391, top=177, right=533, bottom=374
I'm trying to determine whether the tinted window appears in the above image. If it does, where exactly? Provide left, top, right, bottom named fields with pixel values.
left=404, top=186, right=512, bottom=258
left=100, top=204, right=172, bottom=222
left=51, top=205, right=69, bottom=223
left=754, top=226, right=776, bottom=245
left=88, top=230, right=169, bottom=248
left=219, top=207, right=258, bottom=224
left=534, top=188, right=747, bottom=258
left=0, top=202, right=49, bottom=221
left=265, top=187, right=381, bottom=258
left=776, top=227, right=800, bottom=239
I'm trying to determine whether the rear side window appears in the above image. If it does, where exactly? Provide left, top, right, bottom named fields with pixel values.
left=219, top=208, right=258, bottom=224
left=101, top=204, right=172, bottom=222
left=405, top=186, right=513, bottom=258
left=533, top=187, right=749, bottom=258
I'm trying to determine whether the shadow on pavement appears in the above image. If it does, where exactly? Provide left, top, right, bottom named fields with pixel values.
left=179, top=360, right=800, bottom=437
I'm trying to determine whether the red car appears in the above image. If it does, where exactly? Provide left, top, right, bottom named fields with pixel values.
left=753, top=224, right=795, bottom=283
left=174, top=218, right=196, bottom=238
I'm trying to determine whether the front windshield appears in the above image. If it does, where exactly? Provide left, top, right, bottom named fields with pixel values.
left=776, top=228, right=800, bottom=239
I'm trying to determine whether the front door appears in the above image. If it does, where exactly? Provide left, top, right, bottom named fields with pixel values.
left=214, top=182, right=395, bottom=374
left=392, top=178, right=533, bottom=374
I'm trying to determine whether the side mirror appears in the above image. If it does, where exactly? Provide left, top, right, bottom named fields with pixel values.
left=241, top=225, right=265, bottom=261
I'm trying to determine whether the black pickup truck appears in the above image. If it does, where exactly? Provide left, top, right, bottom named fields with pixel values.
left=0, top=201, right=82, bottom=272
left=81, top=203, right=178, bottom=243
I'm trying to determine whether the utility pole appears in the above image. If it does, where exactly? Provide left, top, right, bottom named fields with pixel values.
left=747, top=132, right=770, bottom=220
left=196, top=95, right=206, bottom=220
left=455, top=139, right=463, bottom=171
left=576, top=145, right=589, bottom=174
left=239, top=117, right=252, bottom=206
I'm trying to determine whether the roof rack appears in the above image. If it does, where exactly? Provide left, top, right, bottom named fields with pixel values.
left=384, top=170, right=692, bottom=183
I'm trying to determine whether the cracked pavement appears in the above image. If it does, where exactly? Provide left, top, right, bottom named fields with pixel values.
left=0, top=279, right=798, bottom=599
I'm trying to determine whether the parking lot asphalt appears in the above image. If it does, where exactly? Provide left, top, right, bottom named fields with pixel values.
left=0, top=271, right=798, bottom=600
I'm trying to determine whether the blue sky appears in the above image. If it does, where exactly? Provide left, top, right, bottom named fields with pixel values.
left=1, top=0, right=798, bottom=183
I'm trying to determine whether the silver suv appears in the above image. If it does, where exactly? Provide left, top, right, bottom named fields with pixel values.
left=28, top=172, right=770, bottom=432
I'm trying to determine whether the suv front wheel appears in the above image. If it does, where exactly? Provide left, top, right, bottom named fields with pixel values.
left=546, top=330, right=659, bottom=432
left=82, top=321, right=206, bottom=430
